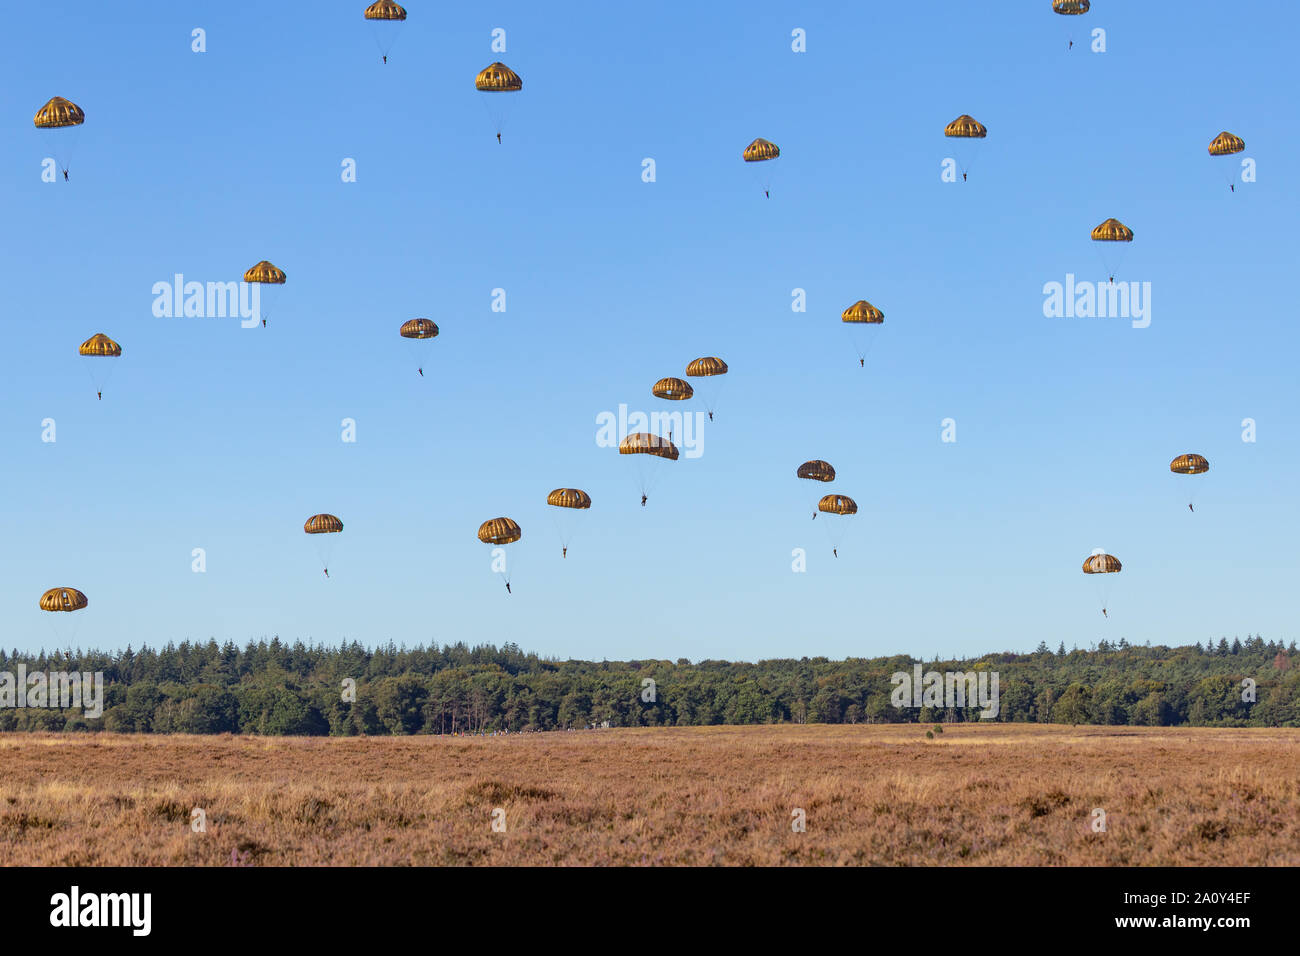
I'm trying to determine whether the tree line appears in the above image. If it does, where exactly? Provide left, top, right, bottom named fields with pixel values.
left=0, top=634, right=1295, bottom=734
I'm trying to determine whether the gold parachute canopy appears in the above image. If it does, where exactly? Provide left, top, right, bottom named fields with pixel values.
left=304, top=514, right=344, bottom=534
left=1082, top=552, right=1121, bottom=574
left=1091, top=218, right=1133, bottom=242
left=476, top=62, right=522, bottom=92
left=364, top=0, right=406, bottom=20
left=244, top=260, right=286, bottom=284
left=1170, top=454, right=1210, bottom=475
left=39, top=587, right=88, bottom=612
left=1208, top=131, right=1245, bottom=156
left=547, top=488, right=592, bottom=510
left=1052, top=0, right=1090, bottom=14
left=742, top=138, right=780, bottom=162
left=400, top=318, right=438, bottom=339
left=478, top=517, right=522, bottom=545
left=652, top=377, right=694, bottom=401
left=619, top=432, right=680, bottom=461
left=79, top=333, right=121, bottom=357
left=818, top=494, right=857, bottom=516
left=944, top=115, right=986, bottom=138
left=34, top=96, right=84, bottom=128
left=841, top=300, right=884, bottom=324
left=797, top=460, right=835, bottom=482
left=686, top=356, right=727, bottom=378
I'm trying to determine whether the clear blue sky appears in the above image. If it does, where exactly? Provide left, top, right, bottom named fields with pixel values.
left=2, top=1, right=1296, bottom=661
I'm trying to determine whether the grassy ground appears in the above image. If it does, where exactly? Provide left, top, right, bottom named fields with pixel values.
left=1, top=724, right=1296, bottom=865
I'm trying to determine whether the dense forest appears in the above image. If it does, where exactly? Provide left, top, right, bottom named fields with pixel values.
left=0, top=635, right=1295, bottom=734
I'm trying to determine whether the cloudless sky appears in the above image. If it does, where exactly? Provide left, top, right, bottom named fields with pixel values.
left=1, top=1, right=1296, bottom=661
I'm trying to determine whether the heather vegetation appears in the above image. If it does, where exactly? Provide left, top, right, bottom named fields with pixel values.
left=2, top=726, right=1297, bottom=865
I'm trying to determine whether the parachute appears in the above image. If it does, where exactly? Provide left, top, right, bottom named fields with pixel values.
left=79, top=333, right=121, bottom=399
left=685, top=357, right=728, bottom=418
left=1051, top=1, right=1089, bottom=49
left=1082, top=549, right=1121, bottom=618
left=1082, top=552, right=1121, bottom=574
left=1170, top=454, right=1209, bottom=475
left=841, top=300, right=884, bottom=366
left=478, top=516, right=522, bottom=545
left=1090, top=219, right=1133, bottom=282
left=546, top=488, right=591, bottom=509
left=944, top=115, right=986, bottom=138
left=39, top=587, right=88, bottom=612
left=742, top=138, right=780, bottom=196
left=797, top=460, right=836, bottom=520
left=476, top=62, right=523, bottom=91
left=79, top=333, right=120, bottom=357
left=620, top=433, right=678, bottom=505
left=742, top=138, right=780, bottom=162
left=841, top=301, right=884, bottom=324
left=363, top=0, right=406, bottom=62
left=40, top=586, right=89, bottom=643
left=478, top=517, right=522, bottom=590
left=686, top=357, right=727, bottom=377
left=797, top=460, right=836, bottom=482
left=1208, top=132, right=1245, bottom=156
left=399, top=319, right=438, bottom=375
left=546, top=489, right=591, bottom=557
left=304, top=514, right=343, bottom=576
left=399, top=318, right=437, bottom=338
left=1208, top=132, right=1246, bottom=191
left=243, top=260, right=286, bottom=326
left=243, top=260, right=286, bottom=284
left=943, top=115, right=986, bottom=180
left=364, top=0, right=406, bottom=19
left=34, top=96, right=84, bottom=178
left=818, top=494, right=857, bottom=516
left=34, top=97, right=84, bottom=129
left=652, top=377, right=694, bottom=401
left=1090, top=218, right=1133, bottom=242
left=304, top=514, right=344, bottom=534
left=619, top=433, right=679, bottom=460
left=476, top=62, right=522, bottom=141
left=399, top=318, right=438, bottom=338
left=1171, top=454, right=1209, bottom=512
left=817, top=494, right=857, bottom=557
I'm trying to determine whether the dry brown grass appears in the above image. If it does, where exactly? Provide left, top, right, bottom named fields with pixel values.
left=1, top=724, right=1296, bottom=866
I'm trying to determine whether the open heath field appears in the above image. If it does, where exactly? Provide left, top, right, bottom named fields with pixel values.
left=2, top=725, right=1297, bottom=866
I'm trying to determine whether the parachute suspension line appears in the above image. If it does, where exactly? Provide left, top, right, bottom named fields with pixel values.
left=82, top=359, right=116, bottom=400
left=1093, top=244, right=1118, bottom=285
left=549, top=511, right=571, bottom=556
left=38, top=122, right=84, bottom=178
left=44, top=608, right=83, bottom=650
left=60, top=123, right=84, bottom=176
left=500, top=546, right=519, bottom=588
left=370, top=22, right=404, bottom=62
left=846, top=326, right=882, bottom=366
left=708, top=378, right=727, bottom=419
left=479, top=95, right=508, bottom=140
